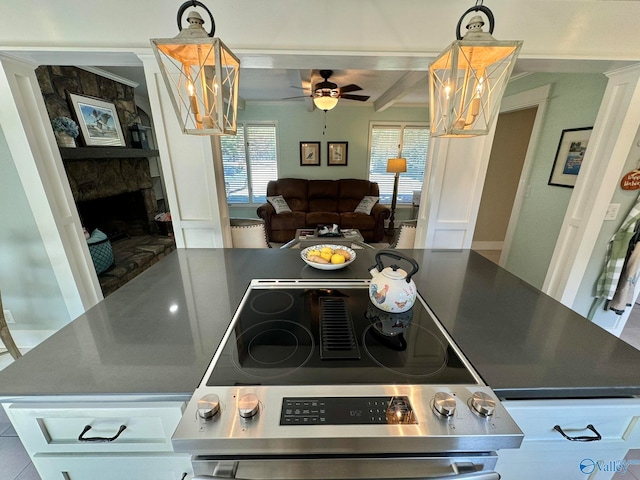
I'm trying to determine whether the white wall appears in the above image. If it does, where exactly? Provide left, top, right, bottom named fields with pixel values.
left=503, top=73, right=608, bottom=288
left=0, top=126, right=70, bottom=332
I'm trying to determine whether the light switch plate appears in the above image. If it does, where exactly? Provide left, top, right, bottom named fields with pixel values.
left=605, top=203, right=621, bottom=221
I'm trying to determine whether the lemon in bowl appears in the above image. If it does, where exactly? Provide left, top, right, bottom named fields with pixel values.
left=301, top=244, right=356, bottom=270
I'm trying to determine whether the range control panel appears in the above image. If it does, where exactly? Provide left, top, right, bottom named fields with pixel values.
left=280, top=396, right=417, bottom=425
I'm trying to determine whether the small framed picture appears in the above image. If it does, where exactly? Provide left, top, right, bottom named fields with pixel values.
left=69, top=93, right=126, bottom=147
left=328, top=142, right=348, bottom=166
left=300, top=142, right=321, bottom=166
left=548, top=127, right=593, bottom=188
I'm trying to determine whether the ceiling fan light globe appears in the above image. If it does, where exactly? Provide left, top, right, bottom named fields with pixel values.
left=313, top=95, right=339, bottom=111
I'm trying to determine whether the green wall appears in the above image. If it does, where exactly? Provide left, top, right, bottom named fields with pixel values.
left=503, top=73, right=608, bottom=289
left=230, top=102, right=427, bottom=219
left=572, top=124, right=640, bottom=325
left=0, top=126, right=70, bottom=331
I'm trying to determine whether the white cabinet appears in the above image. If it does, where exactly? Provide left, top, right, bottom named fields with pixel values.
left=496, top=398, right=640, bottom=479
left=3, top=400, right=192, bottom=480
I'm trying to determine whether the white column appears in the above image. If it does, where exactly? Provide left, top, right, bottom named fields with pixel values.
left=544, top=65, right=640, bottom=305
left=139, top=53, right=229, bottom=248
left=0, top=54, right=101, bottom=317
left=417, top=130, right=497, bottom=249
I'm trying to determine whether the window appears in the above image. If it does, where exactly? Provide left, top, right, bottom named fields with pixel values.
left=221, top=123, right=278, bottom=204
left=368, top=123, right=430, bottom=204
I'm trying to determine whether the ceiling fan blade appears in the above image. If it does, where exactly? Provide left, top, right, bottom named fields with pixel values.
left=338, top=84, right=363, bottom=94
left=282, top=95, right=310, bottom=100
left=340, top=93, right=370, bottom=101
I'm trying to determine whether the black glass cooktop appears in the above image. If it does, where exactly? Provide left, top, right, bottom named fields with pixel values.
left=206, top=287, right=479, bottom=386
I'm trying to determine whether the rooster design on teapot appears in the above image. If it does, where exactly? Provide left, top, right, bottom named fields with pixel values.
left=369, top=251, right=419, bottom=314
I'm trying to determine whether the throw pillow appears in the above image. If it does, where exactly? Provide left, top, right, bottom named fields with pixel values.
left=354, top=196, right=379, bottom=215
left=267, top=195, right=292, bottom=214
left=86, top=229, right=114, bottom=275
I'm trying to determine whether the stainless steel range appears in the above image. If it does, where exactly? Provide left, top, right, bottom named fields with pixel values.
left=173, top=279, right=523, bottom=480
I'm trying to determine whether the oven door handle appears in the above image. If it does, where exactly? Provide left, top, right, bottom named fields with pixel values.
left=192, top=462, right=500, bottom=480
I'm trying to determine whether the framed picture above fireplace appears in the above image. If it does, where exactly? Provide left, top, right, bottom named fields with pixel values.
left=69, top=93, right=126, bottom=147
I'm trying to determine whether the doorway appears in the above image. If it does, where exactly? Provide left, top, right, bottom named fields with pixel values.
left=472, top=107, right=537, bottom=264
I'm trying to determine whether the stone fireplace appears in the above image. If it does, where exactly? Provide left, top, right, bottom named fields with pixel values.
left=65, top=156, right=158, bottom=237
left=36, top=65, right=176, bottom=296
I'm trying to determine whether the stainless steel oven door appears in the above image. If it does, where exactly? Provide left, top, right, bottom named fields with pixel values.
left=191, top=455, right=499, bottom=480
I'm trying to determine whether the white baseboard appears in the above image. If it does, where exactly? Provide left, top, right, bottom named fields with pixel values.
left=2, top=329, right=56, bottom=349
left=471, top=241, right=504, bottom=251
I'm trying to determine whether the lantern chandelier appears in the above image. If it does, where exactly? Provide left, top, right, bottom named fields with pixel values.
left=150, top=1, right=240, bottom=135
left=428, top=1, right=522, bottom=137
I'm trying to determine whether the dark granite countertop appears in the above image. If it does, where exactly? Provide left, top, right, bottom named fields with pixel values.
left=0, top=248, right=638, bottom=401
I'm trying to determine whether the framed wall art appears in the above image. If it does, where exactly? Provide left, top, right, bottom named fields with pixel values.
left=300, top=142, right=321, bottom=166
left=548, top=126, right=593, bottom=188
left=69, top=93, right=126, bottom=147
left=328, top=142, right=348, bottom=166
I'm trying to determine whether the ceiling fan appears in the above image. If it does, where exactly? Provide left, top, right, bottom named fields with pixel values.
left=286, top=70, right=370, bottom=110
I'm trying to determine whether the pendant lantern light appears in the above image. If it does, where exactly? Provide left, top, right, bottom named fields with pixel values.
left=151, top=1, right=240, bottom=135
left=429, top=1, right=522, bottom=137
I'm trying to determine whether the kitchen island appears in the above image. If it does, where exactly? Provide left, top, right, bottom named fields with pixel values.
left=1, top=248, right=639, bottom=479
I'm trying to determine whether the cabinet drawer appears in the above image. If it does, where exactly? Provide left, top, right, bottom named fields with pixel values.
left=497, top=445, right=629, bottom=480
left=502, top=398, right=640, bottom=447
left=7, top=401, right=185, bottom=454
left=33, top=452, right=192, bottom=480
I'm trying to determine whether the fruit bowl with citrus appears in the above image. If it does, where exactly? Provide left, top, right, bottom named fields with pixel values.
left=301, top=244, right=356, bottom=270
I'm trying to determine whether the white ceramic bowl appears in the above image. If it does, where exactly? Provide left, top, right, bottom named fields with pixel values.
left=301, top=244, right=356, bottom=270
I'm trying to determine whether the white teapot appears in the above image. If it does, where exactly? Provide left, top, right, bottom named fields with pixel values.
left=368, top=251, right=419, bottom=313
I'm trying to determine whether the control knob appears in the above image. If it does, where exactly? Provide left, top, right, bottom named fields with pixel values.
left=470, top=391, right=496, bottom=417
left=433, top=392, right=456, bottom=417
left=238, top=393, right=260, bottom=419
left=197, top=393, right=220, bottom=420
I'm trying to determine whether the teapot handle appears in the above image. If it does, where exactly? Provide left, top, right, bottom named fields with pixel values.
left=373, top=250, right=420, bottom=283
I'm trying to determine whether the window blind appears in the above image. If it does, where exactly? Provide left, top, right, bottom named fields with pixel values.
left=368, top=124, right=430, bottom=204
left=221, top=123, right=278, bottom=204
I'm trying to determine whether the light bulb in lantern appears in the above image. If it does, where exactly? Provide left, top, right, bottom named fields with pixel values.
left=187, top=81, right=200, bottom=116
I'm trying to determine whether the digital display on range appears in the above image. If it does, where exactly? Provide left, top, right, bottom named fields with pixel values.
left=280, top=396, right=417, bottom=425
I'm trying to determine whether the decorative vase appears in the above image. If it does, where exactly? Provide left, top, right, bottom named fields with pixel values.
left=55, top=131, right=76, bottom=148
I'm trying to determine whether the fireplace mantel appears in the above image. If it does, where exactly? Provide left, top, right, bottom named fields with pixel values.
left=60, top=147, right=160, bottom=160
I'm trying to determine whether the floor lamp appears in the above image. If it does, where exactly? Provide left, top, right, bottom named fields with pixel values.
left=386, top=157, right=407, bottom=232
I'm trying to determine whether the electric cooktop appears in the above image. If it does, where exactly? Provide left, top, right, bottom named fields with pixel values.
left=205, top=279, right=481, bottom=387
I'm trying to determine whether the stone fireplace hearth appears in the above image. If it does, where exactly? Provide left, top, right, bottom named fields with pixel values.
left=62, top=151, right=176, bottom=297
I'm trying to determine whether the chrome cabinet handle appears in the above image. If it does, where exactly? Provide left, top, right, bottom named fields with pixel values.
left=553, top=423, right=602, bottom=442
left=77, top=424, right=127, bottom=442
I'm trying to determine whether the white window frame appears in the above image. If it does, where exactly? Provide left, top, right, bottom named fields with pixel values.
left=367, top=121, right=430, bottom=205
left=221, top=121, right=279, bottom=205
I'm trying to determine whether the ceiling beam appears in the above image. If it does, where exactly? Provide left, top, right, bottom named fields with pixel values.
left=374, top=71, right=428, bottom=112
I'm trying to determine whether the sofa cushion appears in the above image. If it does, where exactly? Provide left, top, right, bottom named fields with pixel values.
left=269, top=211, right=307, bottom=231
left=340, top=212, right=377, bottom=231
left=354, top=196, right=379, bottom=215
left=338, top=179, right=379, bottom=212
left=267, top=195, right=292, bottom=214
left=308, top=180, right=339, bottom=213
left=266, top=178, right=309, bottom=212
left=307, top=211, right=340, bottom=226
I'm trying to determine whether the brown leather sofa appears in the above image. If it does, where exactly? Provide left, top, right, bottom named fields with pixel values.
left=257, top=178, right=390, bottom=243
